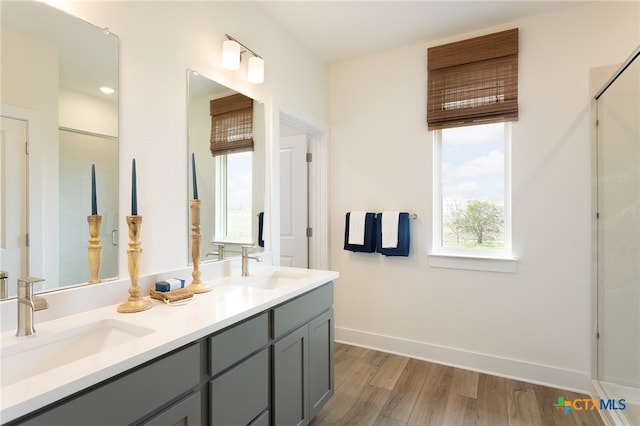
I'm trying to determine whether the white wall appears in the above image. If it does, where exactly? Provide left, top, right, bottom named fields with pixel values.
left=57, top=1, right=328, bottom=277
left=1, top=27, right=60, bottom=287
left=329, top=2, right=639, bottom=392
left=59, top=88, right=118, bottom=137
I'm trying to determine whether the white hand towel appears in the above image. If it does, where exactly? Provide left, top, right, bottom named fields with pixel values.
left=348, top=211, right=367, bottom=245
left=381, top=211, right=400, bottom=248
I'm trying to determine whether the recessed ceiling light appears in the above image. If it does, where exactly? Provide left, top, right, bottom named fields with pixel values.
left=100, top=86, right=115, bottom=94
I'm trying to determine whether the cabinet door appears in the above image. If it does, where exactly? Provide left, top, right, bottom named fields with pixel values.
left=138, top=391, right=201, bottom=426
left=273, top=324, right=309, bottom=426
left=210, top=349, right=268, bottom=426
left=308, top=308, right=334, bottom=419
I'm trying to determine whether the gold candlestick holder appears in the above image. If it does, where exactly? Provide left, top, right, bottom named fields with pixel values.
left=87, top=215, right=102, bottom=284
left=187, top=199, right=211, bottom=293
left=118, top=215, right=152, bottom=313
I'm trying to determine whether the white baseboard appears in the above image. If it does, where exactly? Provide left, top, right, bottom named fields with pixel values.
left=335, top=326, right=592, bottom=394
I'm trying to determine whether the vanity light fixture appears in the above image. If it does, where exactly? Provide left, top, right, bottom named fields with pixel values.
left=222, top=38, right=241, bottom=70
left=222, top=34, right=264, bottom=84
left=100, top=86, right=115, bottom=94
left=248, top=56, right=264, bottom=84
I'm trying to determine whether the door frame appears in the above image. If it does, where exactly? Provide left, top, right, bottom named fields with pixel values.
left=1, top=104, right=46, bottom=282
left=269, top=106, right=329, bottom=270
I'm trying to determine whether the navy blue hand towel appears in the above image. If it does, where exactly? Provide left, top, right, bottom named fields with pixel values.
left=344, top=212, right=377, bottom=253
left=376, top=212, right=410, bottom=256
left=258, top=212, right=264, bottom=247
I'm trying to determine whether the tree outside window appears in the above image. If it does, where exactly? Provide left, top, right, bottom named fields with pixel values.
left=435, top=122, right=511, bottom=254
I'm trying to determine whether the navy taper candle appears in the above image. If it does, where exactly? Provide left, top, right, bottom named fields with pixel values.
left=91, top=163, right=97, bottom=215
left=131, top=158, right=137, bottom=215
left=192, top=152, right=198, bottom=200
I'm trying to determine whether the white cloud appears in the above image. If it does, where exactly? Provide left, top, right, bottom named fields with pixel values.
left=444, top=150, right=504, bottom=180
left=443, top=181, right=480, bottom=199
left=442, top=122, right=504, bottom=146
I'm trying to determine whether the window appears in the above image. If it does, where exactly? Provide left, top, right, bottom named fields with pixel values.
left=427, top=29, right=518, bottom=272
left=210, top=92, right=255, bottom=244
left=432, top=122, right=513, bottom=260
left=214, top=151, right=252, bottom=242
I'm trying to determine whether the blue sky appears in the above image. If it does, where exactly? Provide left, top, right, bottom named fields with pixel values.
left=441, top=122, right=505, bottom=204
left=227, top=152, right=252, bottom=210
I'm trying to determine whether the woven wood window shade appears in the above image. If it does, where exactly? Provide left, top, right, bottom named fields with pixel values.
left=210, top=93, right=254, bottom=157
left=427, top=28, right=519, bottom=130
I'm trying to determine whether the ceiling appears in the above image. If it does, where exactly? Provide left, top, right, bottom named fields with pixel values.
left=1, top=1, right=118, bottom=101
left=257, top=1, right=590, bottom=63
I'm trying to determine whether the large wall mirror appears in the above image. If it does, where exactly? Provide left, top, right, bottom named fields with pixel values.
left=1, top=1, right=119, bottom=298
left=187, top=70, right=265, bottom=262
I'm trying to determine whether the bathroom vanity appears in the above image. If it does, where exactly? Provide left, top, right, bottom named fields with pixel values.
left=0, top=267, right=338, bottom=425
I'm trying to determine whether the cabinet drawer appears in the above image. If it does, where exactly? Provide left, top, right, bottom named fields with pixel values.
left=209, top=312, right=269, bottom=376
left=272, top=282, right=333, bottom=339
left=137, top=390, right=201, bottom=426
left=249, top=409, right=269, bottom=426
left=16, top=343, right=200, bottom=426
left=210, top=349, right=269, bottom=426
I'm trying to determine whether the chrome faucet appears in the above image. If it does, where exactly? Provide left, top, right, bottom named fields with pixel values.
left=241, top=246, right=263, bottom=277
left=16, top=277, right=48, bottom=337
left=206, top=244, right=225, bottom=261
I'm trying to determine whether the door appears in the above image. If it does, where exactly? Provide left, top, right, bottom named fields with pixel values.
left=1, top=116, right=28, bottom=296
left=596, top=50, right=640, bottom=419
left=280, top=134, right=308, bottom=267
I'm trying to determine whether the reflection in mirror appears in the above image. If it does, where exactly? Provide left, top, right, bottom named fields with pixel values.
left=59, top=129, right=118, bottom=285
left=1, top=1, right=119, bottom=298
left=187, top=70, right=264, bottom=262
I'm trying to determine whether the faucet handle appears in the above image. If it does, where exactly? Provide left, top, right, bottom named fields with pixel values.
left=17, top=277, right=45, bottom=293
left=206, top=244, right=225, bottom=260
left=18, top=276, right=45, bottom=285
left=18, top=276, right=45, bottom=282
left=17, top=277, right=45, bottom=301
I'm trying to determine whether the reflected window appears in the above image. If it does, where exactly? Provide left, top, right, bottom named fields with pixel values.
left=215, top=152, right=252, bottom=241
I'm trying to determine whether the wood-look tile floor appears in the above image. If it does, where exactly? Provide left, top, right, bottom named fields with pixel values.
left=310, top=343, right=605, bottom=426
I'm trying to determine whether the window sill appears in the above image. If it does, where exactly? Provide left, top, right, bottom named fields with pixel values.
left=428, top=253, right=518, bottom=273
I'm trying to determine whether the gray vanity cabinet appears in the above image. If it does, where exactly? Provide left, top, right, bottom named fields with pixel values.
left=272, top=282, right=334, bottom=426
left=7, top=281, right=334, bottom=426
left=12, top=343, right=201, bottom=426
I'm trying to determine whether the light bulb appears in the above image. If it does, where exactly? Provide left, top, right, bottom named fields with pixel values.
left=248, top=56, right=264, bottom=84
left=222, top=39, right=241, bottom=70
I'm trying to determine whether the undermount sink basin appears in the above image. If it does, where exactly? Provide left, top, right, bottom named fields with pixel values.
left=1, top=319, right=154, bottom=386
left=244, top=270, right=308, bottom=290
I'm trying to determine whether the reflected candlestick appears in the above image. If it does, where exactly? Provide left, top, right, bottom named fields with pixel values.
left=91, top=163, right=97, bottom=215
left=131, top=158, right=137, bottom=216
left=192, top=152, right=198, bottom=200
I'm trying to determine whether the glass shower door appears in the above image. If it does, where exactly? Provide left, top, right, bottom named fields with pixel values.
left=596, top=49, right=640, bottom=425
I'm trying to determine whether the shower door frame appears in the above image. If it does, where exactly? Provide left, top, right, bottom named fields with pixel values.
left=591, top=46, right=640, bottom=426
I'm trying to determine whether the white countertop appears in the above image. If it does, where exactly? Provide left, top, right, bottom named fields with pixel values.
left=0, top=266, right=338, bottom=424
